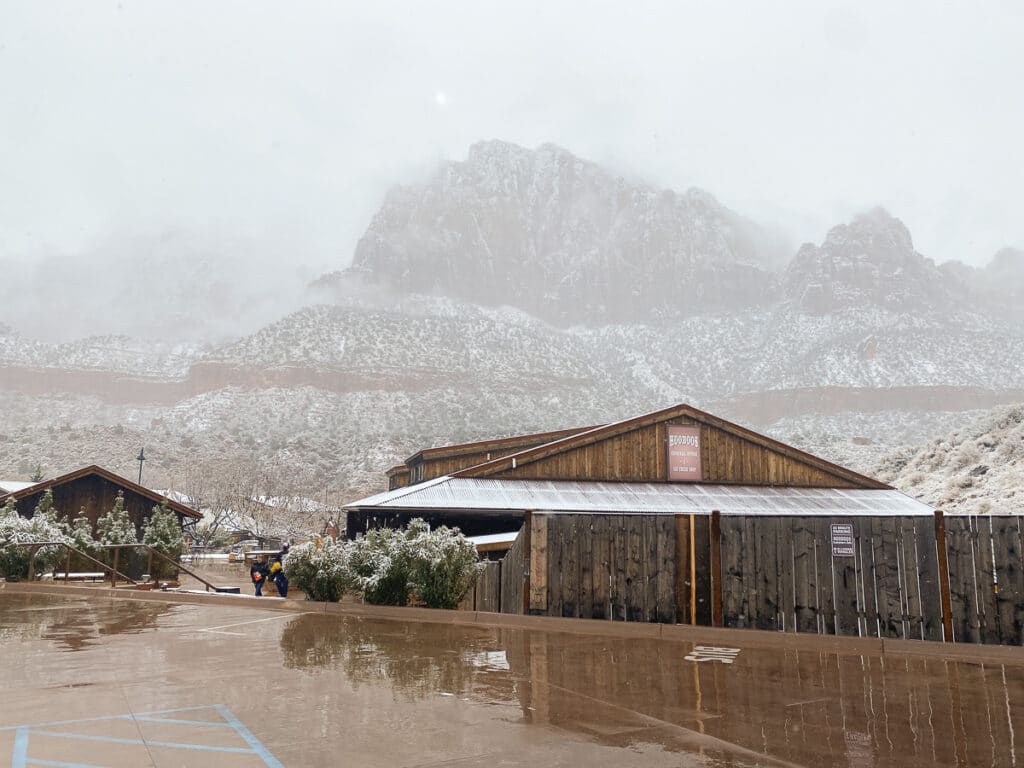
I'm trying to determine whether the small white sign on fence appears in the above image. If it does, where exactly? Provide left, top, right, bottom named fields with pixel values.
left=831, top=523, right=856, bottom=557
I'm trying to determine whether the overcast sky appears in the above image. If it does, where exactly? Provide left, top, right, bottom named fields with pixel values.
left=1, top=0, right=1022, bottom=272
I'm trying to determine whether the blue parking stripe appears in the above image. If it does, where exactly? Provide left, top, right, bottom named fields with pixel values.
left=29, top=730, right=257, bottom=754
left=11, top=727, right=29, bottom=768
left=215, top=705, right=286, bottom=768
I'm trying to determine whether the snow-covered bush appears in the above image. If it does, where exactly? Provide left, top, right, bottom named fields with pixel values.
left=407, top=523, right=479, bottom=609
left=284, top=538, right=350, bottom=602
left=143, top=501, right=184, bottom=577
left=97, top=492, right=138, bottom=546
left=0, top=498, right=68, bottom=579
left=344, top=524, right=417, bottom=606
left=344, top=519, right=478, bottom=609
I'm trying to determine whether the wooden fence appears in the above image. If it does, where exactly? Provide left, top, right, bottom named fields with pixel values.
left=465, top=510, right=1024, bottom=646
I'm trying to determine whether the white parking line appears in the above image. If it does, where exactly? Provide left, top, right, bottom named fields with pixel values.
left=195, top=613, right=304, bottom=636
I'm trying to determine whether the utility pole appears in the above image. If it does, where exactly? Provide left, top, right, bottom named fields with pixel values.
left=136, top=447, right=146, bottom=485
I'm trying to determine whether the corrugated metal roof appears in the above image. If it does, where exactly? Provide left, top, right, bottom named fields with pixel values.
left=345, top=477, right=935, bottom=517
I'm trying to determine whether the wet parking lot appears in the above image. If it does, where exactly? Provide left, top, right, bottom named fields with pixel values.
left=1, top=589, right=1022, bottom=767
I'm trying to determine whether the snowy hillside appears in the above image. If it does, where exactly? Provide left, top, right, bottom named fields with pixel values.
left=873, top=405, right=1024, bottom=515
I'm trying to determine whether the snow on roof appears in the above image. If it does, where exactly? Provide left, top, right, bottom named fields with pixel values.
left=467, top=531, right=520, bottom=547
left=0, top=480, right=38, bottom=494
left=345, top=477, right=936, bottom=517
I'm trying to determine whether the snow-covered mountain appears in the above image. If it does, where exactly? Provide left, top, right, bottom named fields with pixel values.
left=336, top=140, right=788, bottom=324
left=1, top=140, right=1022, bottom=506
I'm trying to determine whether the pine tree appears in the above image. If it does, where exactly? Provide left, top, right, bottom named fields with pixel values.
left=143, top=501, right=184, bottom=578
left=29, top=464, right=44, bottom=483
left=97, top=492, right=138, bottom=546
left=67, top=510, right=100, bottom=557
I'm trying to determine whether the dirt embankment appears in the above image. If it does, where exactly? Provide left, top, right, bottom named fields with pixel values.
left=2, top=363, right=1022, bottom=419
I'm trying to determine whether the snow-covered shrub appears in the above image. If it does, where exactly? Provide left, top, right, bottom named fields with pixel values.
left=344, top=519, right=479, bottom=609
left=407, top=523, right=479, bottom=609
left=284, top=538, right=350, bottom=602
left=143, top=501, right=184, bottom=577
left=344, top=524, right=417, bottom=606
left=0, top=498, right=68, bottom=579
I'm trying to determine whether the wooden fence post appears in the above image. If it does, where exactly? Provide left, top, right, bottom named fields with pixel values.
left=111, top=547, right=119, bottom=589
left=64, top=548, right=71, bottom=584
left=710, top=510, right=723, bottom=627
left=522, top=510, right=532, bottom=615
left=934, top=510, right=954, bottom=643
left=674, top=514, right=688, bottom=623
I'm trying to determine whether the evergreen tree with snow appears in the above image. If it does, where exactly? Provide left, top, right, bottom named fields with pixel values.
left=142, top=501, right=184, bottom=578
left=97, top=492, right=138, bottom=546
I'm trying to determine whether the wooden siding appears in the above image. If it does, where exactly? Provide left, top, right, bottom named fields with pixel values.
left=9, top=474, right=186, bottom=536
left=464, top=511, right=1023, bottom=646
left=488, top=419, right=862, bottom=487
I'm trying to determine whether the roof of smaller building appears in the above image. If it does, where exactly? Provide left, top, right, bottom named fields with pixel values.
left=0, top=465, right=202, bottom=519
left=345, top=477, right=935, bottom=517
left=0, top=480, right=37, bottom=494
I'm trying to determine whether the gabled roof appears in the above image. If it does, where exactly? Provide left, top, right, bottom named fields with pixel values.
left=405, top=425, right=601, bottom=465
left=0, top=465, right=202, bottom=519
left=452, top=403, right=889, bottom=490
left=344, top=477, right=933, bottom=517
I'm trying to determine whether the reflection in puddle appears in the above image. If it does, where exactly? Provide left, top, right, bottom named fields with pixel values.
left=279, top=613, right=516, bottom=703
left=0, top=593, right=174, bottom=651
left=278, top=611, right=1024, bottom=767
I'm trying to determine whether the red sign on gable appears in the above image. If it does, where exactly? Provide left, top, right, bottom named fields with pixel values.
left=666, top=425, right=702, bottom=482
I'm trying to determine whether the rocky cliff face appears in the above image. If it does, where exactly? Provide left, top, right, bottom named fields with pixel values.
left=782, top=208, right=967, bottom=314
left=347, top=140, right=784, bottom=324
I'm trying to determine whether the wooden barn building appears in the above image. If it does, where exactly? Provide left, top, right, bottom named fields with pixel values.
left=346, top=402, right=905, bottom=539
left=0, top=464, right=201, bottom=536
left=343, top=404, right=1024, bottom=647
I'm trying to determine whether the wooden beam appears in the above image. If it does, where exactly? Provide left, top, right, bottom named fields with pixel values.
left=710, top=510, right=723, bottom=627
left=674, top=513, right=688, bottom=623
left=934, top=510, right=954, bottom=643
left=521, top=510, right=533, bottom=615
left=529, top=514, right=549, bottom=613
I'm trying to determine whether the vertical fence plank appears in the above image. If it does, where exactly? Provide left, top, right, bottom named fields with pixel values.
left=563, top=516, right=581, bottom=618
left=832, top=519, right=861, bottom=637
left=756, top=517, right=781, bottom=630
left=528, top=513, right=547, bottom=614
left=872, top=516, right=904, bottom=638
left=856, top=522, right=879, bottom=637
left=693, top=515, right=712, bottom=626
left=591, top=515, right=610, bottom=620
left=655, top=515, right=676, bottom=624
left=898, top=517, right=924, bottom=640
left=779, top=516, right=795, bottom=632
left=579, top=515, right=594, bottom=621
left=945, top=516, right=978, bottom=643
left=992, top=516, right=1024, bottom=645
left=721, top=516, right=744, bottom=628
left=973, top=516, right=1000, bottom=644
left=709, top=511, right=723, bottom=627
left=674, top=514, right=690, bottom=624
left=612, top=515, right=628, bottom=621
left=814, top=518, right=836, bottom=635
left=626, top=516, right=645, bottom=621
left=792, top=518, right=817, bottom=633
left=643, top=517, right=659, bottom=623
left=914, top=516, right=943, bottom=642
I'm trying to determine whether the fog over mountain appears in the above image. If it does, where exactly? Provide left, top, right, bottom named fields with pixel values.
left=1, top=3, right=1022, bottom=512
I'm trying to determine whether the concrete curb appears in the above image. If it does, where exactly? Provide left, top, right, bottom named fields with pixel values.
left=3, top=581, right=1022, bottom=665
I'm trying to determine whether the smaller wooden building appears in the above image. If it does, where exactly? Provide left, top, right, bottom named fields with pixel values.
left=0, top=464, right=201, bottom=536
